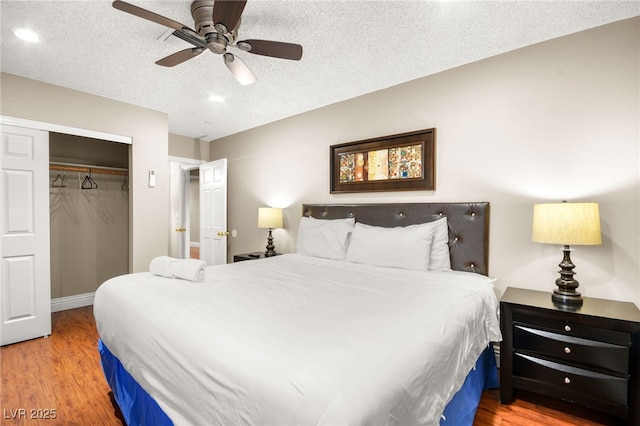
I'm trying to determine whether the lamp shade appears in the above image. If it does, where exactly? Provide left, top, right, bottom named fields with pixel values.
left=258, top=207, right=283, bottom=229
left=532, top=202, right=601, bottom=246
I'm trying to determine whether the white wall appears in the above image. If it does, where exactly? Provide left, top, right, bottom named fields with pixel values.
left=210, top=18, right=640, bottom=305
left=1, top=73, right=169, bottom=272
left=169, top=133, right=209, bottom=160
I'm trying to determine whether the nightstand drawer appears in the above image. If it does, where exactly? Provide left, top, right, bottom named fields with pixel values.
left=514, top=325, right=629, bottom=375
left=514, top=353, right=628, bottom=406
left=513, top=312, right=631, bottom=346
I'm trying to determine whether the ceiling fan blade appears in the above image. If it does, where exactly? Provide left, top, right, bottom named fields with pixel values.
left=156, top=48, right=205, bottom=67
left=212, top=0, right=247, bottom=34
left=237, top=39, right=303, bottom=61
left=223, top=53, right=256, bottom=85
left=113, top=0, right=196, bottom=33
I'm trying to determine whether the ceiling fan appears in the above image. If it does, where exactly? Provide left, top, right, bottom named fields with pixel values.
left=112, top=0, right=303, bottom=85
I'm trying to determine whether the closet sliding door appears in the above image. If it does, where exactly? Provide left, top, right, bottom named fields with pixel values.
left=0, top=125, right=51, bottom=346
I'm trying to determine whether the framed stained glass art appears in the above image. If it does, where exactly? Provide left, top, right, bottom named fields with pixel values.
left=330, top=128, right=435, bottom=193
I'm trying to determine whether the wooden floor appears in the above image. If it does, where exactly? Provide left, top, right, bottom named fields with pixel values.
left=0, top=307, right=622, bottom=425
left=1, top=307, right=124, bottom=426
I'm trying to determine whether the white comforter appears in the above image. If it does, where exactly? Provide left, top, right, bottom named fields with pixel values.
left=94, top=254, right=501, bottom=426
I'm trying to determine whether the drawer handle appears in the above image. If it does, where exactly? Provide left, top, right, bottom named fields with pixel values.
left=564, top=346, right=571, bottom=354
left=564, top=377, right=571, bottom=384
left=564, top=325, right=572, bottom=332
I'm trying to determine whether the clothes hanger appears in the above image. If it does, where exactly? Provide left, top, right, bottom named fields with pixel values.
left=52, top=171, right=69, bottom=188
left=52, top=173, right=64, bottom=187
left=81, top=169, right=98, bottom=189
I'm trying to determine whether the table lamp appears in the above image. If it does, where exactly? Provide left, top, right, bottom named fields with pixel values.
left=258, top=207, right=283, bottom=257
left=532, top=201, right=601, bottom=306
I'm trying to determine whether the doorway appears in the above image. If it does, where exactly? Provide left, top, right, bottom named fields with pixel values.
left=169, top=157, right=228, bottom=265
left=49, top=132, right=129, bottom=311
left=169, top=158, right=204, bottom=260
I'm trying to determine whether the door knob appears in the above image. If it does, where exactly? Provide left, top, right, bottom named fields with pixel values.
left=175, top=227, right=186, bottom=232
left=217, top=231, right=230, bottom=237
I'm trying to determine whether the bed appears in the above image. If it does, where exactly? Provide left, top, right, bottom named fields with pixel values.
left=94, top=202, right=501, bottom=426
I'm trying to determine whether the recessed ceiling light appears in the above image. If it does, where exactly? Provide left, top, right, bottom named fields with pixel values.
left=208, top=94, right=224, bottom=103
left=13, top=27, right=40, bottom=43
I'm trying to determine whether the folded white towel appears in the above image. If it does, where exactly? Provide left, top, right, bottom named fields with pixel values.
left=149, top=256, right=173, bottom=278
left=169, top=258, right=207, bottom=282
left=149, top=256, right=206, bottom=282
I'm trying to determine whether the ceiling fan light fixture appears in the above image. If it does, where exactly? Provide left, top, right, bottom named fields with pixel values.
left=237, top=73, right=256, bottom=86
left=224, top=53, right=256, bottom=85
left=13, top=27, right=40, bottom=43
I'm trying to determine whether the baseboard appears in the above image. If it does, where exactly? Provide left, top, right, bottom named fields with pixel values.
left=51, top=292, right=95, bottom=313
left=190, top=241, right=200, bottom=248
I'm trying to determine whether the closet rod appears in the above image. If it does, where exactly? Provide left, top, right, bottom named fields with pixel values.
left=50, top=162, right=128, bottom=176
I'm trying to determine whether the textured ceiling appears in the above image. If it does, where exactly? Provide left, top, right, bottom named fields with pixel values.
left=1, top=1, right=638, bottom=141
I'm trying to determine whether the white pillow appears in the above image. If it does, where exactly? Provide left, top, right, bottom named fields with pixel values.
left=427, top=217, right=451, bottom=272
left=345, top=222, right=434, bottom=271
left=296, top=216, right=355, bottom=260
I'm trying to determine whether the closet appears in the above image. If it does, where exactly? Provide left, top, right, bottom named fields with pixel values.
left=49, top=133, right=129, bottom=308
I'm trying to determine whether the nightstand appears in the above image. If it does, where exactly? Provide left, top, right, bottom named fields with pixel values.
left=500, top=287, right=640, bottom=424
left=233, top=252, right=279, bottom=262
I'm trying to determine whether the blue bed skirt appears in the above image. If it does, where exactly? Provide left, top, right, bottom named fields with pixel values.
left=441, top=343, right=498, bottom=425
left=99, top=339, right=497, bottom=426
left=99, top=340, right=173, bottom=426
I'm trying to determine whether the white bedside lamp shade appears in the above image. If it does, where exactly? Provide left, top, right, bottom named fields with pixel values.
left=532, top=202, right=601, bottom=246
left=258, top=207, right=283, bottom=229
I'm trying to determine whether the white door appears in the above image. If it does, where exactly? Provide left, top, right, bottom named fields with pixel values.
left=0, top=125, right=51, bottom=346
left=199, top=158, right=227, bottom=265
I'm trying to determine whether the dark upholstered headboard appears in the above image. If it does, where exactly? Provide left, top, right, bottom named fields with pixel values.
left=302, top=202, right=490, bottom=276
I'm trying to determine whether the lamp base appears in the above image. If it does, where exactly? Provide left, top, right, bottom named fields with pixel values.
left=264, top=228, right=277, bottom=257
left=552, top=288, right=583, bottom=306
left=552, top=245, right=583, bottom=307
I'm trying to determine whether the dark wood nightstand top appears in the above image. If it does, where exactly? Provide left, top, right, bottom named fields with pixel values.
left=233, top=252, right=280, bottom=262
left=501, top=287, right=640, bottom=325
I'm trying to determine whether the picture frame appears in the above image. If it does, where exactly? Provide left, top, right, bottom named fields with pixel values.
left=330, top=128, right=435, bottom=193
